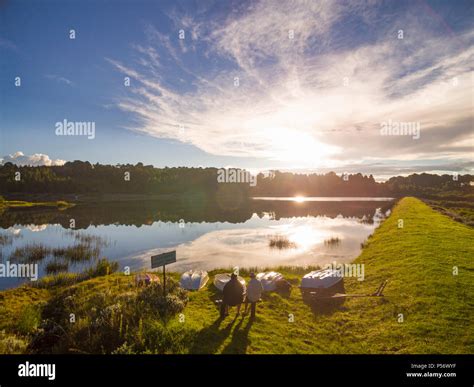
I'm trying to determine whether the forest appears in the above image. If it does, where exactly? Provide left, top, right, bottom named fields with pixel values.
left=0, top=161, right=472, bottom=199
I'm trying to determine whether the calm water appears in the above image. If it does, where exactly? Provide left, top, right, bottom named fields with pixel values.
left=0, top=197, right=394, bottom=289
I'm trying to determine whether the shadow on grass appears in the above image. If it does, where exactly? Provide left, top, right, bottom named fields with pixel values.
left=189, top=290, right=255, bottom=354
left=189, top=315, right=236, bottom=354
left=221, top=315, right=254, bottom=354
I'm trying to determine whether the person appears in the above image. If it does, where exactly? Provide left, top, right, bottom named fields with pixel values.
left=221, top=273, right=245, bottom=318
left=244, top=272, right=263, bottom=318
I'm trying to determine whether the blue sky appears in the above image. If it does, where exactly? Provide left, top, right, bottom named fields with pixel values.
left=1, top=0, right=473, bottom=179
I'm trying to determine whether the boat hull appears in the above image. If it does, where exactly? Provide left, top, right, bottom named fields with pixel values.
left=256, top=271, right=284, bottom=292
left=213, top=273, right=246, bottom=292
left=180, top=270, right=209, bottom=291
left=300, top=269, right=345, bottom=301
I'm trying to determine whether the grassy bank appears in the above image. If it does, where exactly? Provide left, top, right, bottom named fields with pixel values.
left=0, top=197, right=472, bottom=354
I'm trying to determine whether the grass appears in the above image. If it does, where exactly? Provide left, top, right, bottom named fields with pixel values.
left=0, top=200, right=74, bottom=209
left=9, top=237, right=106, bottom=270
left=52, top=244, right=101, bottom=262
left=268, top=235, right=297, bottom=249
left=424, top=198, right=474, bottom=226
left=45, top=260, right=70, bottom=274
left=10, top=243, right=51, bottom=263
left=324, top=236, right=341, bottom=247
left=0, top=233, right=15, bottom=246
left=0, top=197, right=472, bottom=354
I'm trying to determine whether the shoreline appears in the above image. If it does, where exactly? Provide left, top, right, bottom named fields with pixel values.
left=0, top=197, right=472, bottom=354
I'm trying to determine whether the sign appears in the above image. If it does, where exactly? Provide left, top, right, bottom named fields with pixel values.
left=151, top=251, right=176, bottom=269
left=151, top=250, right=177, bottom=297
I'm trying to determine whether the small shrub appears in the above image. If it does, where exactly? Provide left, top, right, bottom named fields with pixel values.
left=0, top=331, right=28, bottom=354
left=16, top=305, right=42, bottom=335
left=86, top=259, right=118, bottom=278
left=136, top=279, right=188, bottom=321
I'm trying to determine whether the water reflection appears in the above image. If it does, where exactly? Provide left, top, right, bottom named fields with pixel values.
left=0, top=198, right=394, bottom=289
left=0, top=197, right=393, bottom=229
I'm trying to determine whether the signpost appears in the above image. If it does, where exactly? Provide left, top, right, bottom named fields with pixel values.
left=151, top=251, right=177, bottom=295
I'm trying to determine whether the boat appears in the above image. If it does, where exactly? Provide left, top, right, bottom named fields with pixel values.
left=213, top=273, right=246, bottom=292
left=256, top=271, right=285, bottom=292
left=179, top=270, right=209, bottom=291
left=135, top=273, right=160, bottom=286
left=300, top=269, right=344, bottom=300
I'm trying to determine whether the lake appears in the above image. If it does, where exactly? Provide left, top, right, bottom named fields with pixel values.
left=0, top=197, right=394, bottom=289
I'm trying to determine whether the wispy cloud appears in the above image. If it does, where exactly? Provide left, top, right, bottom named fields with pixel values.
left=0, top=37, right=17, bottom=51
left=110, top=0, right=474, bottom=173
left=44, top=74, right=74, bottom=86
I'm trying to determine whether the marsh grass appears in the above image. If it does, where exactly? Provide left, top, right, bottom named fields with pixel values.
left=324, top=236, right=341, bottom=247
left=10, top=243, right=50, bottom=263
left=52, top=244, right=101, bottom=262
left=45, top=260, right=69, bottom=274
left=0, top=233, right=13, bottom=246
left=65, top=231, right=108, bottom=247
left=268, top=235, right=297, bottom=249
left=0, top=233, right=19, bottom=246
left=9, top=232, right=106, bottom=267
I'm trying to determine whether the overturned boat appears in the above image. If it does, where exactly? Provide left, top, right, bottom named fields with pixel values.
left=300, top=269, right=344, bottom=300
left=256, top=271, right=290, bottom=292
left=213, top=273, right=246, bottom=292
left=135, top=273, right=161, bottom=286
left=180, top=270, right=209, bottom=291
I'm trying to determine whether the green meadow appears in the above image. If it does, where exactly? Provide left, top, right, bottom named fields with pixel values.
left=0, top=197, right=472, bottom=354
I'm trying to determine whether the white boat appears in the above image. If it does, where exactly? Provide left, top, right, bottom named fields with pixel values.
left=256, top=271, right=284, bottom=291
left=180, top=270, right=209, bottom=291
left=213, top=273, right=246, bottom=292
left=135, top=273, right=160, bottom=286
left=300, top=269, right=344, bottom=299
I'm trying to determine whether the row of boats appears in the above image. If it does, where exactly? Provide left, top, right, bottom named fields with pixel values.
left=179, top=268, right=344, bottom=299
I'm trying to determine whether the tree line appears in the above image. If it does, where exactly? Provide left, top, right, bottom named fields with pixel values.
left=0, top=161, right=472, bottom=198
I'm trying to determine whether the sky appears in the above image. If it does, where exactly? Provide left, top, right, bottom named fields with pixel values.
left=1, top=0, right=473, bottom=180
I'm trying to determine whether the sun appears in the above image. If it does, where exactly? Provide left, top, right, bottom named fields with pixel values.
left=266, top=127, right=338, bottom=167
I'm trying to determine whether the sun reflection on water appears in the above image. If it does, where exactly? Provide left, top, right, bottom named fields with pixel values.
left=293, top=196, right=306, bottom=203
left=288, top=225, right=325, bottom=252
